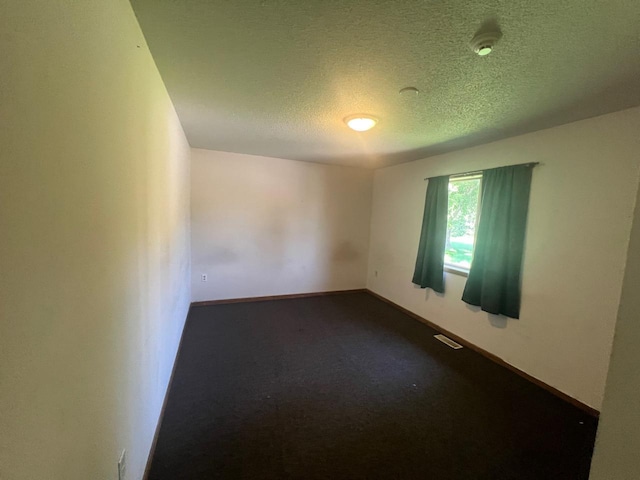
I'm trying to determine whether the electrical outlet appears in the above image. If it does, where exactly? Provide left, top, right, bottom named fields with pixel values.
left=118, top=449, right=126, bottom=480
left=201, top=274, right=208, bottom=282
left=374, top=270, right=378, bottom=277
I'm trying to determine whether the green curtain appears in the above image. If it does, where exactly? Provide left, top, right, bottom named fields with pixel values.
left=462, top=165, right=533, bottom=318
left=412, top=175, right=449, bottom=293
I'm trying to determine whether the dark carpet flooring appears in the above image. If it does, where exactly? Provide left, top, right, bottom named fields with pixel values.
left=148, top=292, right=598, bottom=480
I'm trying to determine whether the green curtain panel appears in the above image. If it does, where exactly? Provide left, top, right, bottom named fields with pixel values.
left=412, top=175, right=449, bottom=293
left=462, top=165, right=533, bottom=318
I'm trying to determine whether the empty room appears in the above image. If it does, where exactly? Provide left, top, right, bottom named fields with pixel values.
left=2, top=1, right=640, bottom=479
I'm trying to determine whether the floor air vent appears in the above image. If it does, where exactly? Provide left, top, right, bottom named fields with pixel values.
left=434, top=334, right=463, bottom=350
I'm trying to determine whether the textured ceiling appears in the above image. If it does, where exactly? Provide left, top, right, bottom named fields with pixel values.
left=130, top=0, right=640, bottom=168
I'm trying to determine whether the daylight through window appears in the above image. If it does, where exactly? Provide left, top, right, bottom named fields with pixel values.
left=444, top=175, right=482, bottom=271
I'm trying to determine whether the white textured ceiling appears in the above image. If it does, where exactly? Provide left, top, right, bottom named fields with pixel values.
left=130, top=0, right=640, bottom=168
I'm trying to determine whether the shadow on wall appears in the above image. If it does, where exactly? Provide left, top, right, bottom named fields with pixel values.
left=414, top=284, right=511, bottom=329
left=312, top=165, right=365, bottom=291
left=464, top=303, right=510, bottom=329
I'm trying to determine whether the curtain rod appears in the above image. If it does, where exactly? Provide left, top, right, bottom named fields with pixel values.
left=424, top=162, right=540, bottom=181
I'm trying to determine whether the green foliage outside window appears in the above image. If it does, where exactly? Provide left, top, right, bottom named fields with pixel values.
left=445, top=178, right=481, bottom=268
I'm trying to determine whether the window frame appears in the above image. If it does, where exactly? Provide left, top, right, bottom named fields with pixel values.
left=444, top=174, right=483, bottom=276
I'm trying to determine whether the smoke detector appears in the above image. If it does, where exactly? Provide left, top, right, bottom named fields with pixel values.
left=469, top=32, right=501, bottom=56
left=399, top=86, right=420, bottom=96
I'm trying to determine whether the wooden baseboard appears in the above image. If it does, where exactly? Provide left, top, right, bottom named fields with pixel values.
left=191, top=288, right=367, bottom=307
left=365, top=289, right=600, bottom=418
left=142, top=313, right=190, bottom=480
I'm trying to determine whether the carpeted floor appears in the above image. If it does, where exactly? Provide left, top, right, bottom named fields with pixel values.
left=148, top=292, right=598, bottom=480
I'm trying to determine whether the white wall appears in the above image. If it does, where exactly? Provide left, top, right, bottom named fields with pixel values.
left=191, top=149, right=372, bottom=302
left=0, top=2, right=191, bottom=480
left=589, top=175, right=640, bottom=478
left=367, top=107, right=640, bottom=410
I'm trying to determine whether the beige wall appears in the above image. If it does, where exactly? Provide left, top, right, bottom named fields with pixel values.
left=589, top=174, right=640, bottom=478
left=367, top=107, right=640, bottom=410
left=0, top=2, right=191, bottom=480
left=191, top=149, right=372, bottom=302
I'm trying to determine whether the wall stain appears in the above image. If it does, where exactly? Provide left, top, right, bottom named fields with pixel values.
left=206, top=247, right=238, bottom=265
left=331, top=241, right=360, bottom=262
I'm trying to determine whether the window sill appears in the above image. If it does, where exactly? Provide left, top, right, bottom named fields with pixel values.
left=444, top=265, right=469, bottom=277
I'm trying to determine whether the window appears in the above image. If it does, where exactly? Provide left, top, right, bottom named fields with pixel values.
left=444, top=175, right=482, bottom=273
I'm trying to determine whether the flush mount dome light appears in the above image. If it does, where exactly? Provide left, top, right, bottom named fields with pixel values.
left=344, top=115, right=378, bottom=132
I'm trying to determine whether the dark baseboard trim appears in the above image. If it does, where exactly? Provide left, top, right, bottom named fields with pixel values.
left=142, top=311, right=191, bottom=480
left=191, top=288, right=367, bottom=307
left=365, top=289, right=600, bottom=418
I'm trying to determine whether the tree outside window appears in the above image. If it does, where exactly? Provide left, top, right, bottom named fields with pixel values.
left=445, top=176, right=481, bottom=270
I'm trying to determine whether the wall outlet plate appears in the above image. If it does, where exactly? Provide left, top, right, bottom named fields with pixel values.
left=201, top=273, right=208, bottom=282
left=118, top=449, right=126, bottom=480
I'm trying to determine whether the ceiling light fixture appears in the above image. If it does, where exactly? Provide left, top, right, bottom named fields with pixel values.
left=469, top=31, right=501, bottom=56
left=344, top=115, right=378, bottom=132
